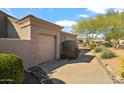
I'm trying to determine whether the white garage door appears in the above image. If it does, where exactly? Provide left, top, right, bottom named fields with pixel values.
left=38, top=34, right=56, bottom=62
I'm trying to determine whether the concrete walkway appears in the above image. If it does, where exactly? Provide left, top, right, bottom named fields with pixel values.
left=39, top=50, right=113, bottom=84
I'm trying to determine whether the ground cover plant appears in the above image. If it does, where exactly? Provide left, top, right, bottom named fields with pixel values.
left=94, top=46, right=104, bottom=53
left=101, top=49, right=116, bottom=59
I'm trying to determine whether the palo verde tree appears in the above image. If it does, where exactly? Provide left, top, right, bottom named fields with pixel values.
left=72, top=18, right=98, bottom=46
left=72, top=10, right=124, bottom=48
left=105, top=11, right=124, bottom=47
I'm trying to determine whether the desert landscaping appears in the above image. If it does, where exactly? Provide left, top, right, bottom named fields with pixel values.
left=0, top=9, right=124, bottom=84
left=92, top=47, right=124, bottom=82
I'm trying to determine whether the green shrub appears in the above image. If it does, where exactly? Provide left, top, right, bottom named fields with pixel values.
left=121, top=61, right=124, bottom=78
left=0, top=54, right=24, bottom=84
left=101, top=50, right=116, bottom=59
left=61, top=40, right=78, bottom=59
left=90, top=43, right=97, bottom=49
left=94, top=46, right=103, bottom=53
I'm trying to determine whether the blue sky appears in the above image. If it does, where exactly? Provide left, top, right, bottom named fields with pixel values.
left=0, top=8, right=123, bottom=32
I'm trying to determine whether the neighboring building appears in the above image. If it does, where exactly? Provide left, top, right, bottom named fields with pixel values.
left=0, top=11, right=76, bottom=69
left=60, top=31, right=77, bottom=42
left=119, top=40, right=124, bottom=45
left=92, top=39, right=105, bottom=44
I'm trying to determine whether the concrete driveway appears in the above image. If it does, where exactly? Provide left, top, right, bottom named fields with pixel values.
left=39, top=49, right=113, bottom=84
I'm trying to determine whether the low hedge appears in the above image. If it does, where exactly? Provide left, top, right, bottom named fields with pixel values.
left=0, top=54, right=24, bottom=84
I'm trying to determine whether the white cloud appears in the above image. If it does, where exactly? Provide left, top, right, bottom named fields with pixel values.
left=55, top=20, right=76, bottom=27
left=78, top=14, right=89, bottom=18
left=87, top=8, right=108, bottom=14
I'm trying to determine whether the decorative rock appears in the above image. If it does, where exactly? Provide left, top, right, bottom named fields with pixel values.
left=95, top=55, right=122, bottom=83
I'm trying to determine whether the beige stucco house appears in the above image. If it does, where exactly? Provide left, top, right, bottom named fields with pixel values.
left=0, top=11, right=76, bottom=69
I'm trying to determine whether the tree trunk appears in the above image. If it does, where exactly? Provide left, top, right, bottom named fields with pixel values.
left=116, top=40, right=120, bottom=48
left=114, top=40, right=120, bottom=48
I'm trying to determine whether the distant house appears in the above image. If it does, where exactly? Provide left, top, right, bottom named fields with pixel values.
left=60, top=31, right=77, bottom=42
left=92, top=39, right=105, bottom=43
left=0, top=11, right=76, bottom=69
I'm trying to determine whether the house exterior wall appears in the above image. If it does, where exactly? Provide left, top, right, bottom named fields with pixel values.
left=0, top=13, right=77, bottom=69
left=0, top=15, right=62, bottom=69
left=0, top=12, right=7, bottom=38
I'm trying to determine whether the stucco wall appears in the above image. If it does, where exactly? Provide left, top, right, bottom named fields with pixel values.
left=0, top=38, right=34, bottom=68
left=0, top=37, right=52, bottom=69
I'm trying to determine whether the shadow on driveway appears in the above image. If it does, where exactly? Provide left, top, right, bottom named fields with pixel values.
left=69, top=55, right=95, bottom=64
left=22, top=71, right=66, bottom=84
left=79, top=49, right=91, bottom=55
left=51, top=78, right=66, bottom=84
left=39, top=49, right=95, bottom=74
